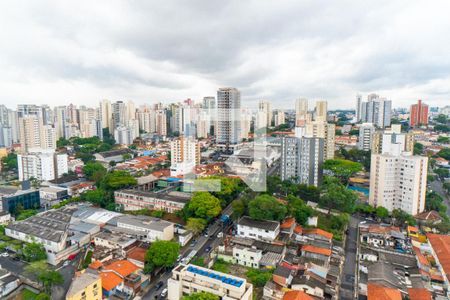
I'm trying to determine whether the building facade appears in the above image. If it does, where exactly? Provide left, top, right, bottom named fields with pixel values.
left=216, top=87, right=241, bottom=152
left=409, top=99, right=429, bottom=127
left=358, top=123, right=375, bottom=151
left=17, top=150, right=68, bottom=181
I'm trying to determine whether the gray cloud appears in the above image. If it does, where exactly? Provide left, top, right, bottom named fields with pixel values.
left=0, top=0, right=449, bottom=109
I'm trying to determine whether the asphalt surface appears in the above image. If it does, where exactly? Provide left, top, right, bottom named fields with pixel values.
left=339, top=215, right=359, bottom=300
left=430, top=179, right=450, bottom=215
left=141, top=201, right=235, bottom=300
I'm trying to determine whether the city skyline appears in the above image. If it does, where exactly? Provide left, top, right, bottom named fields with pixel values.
left=1, top=1, right=450, bottom=109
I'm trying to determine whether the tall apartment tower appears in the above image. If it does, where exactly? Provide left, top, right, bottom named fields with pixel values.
left=360, top=94, right=392, bottom=128
left=170, top=136, right=200, bottom=176
left=315, top=100, right=328, bottom=122
left=273, top=110, right=285, bottom=126
left=356, top=94, right=363, bottom=122
left=18, top=149, right=68, bottom=181
left=216, top=87, right=241, bottom=152
left=358, top=123, right=375, bottom=151
left=369, top=152, right=427, bottom=215
left=281, top=136, right=324, bottom=187
left=99, top=99, right=112, bottom=131
left=409, top=99, right=429, bottom=127
left=302, top=121, right=335, bottom=160
left=258, top=100, right=272, bottom=128
left=18, top=116, right=51, bottom=153
left=295, top=98, right=309, bottom=126
left=372, top=125, right=414, bottom=155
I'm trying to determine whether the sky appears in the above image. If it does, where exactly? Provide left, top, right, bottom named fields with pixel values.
left=0, top=0, right=450, bottom=110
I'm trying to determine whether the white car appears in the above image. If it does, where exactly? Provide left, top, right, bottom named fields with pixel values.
left=63, top=261, right=70, bottom=267
left=1, top=253, right=9, bottom=257
left=161, top=288, right=168, bottom=298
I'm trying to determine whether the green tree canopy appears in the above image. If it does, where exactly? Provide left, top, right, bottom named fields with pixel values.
left=435, top=168, right=449, bottom=181
left=437, top=148, right=450, bottom=160
left=413, top=143, right=424, bottom=155
left=39, top=270, right=63, bottom=294
left=186, top=218, right=207, bottom=234
left=182, top=292, right=219, bottom=300
left=80, top=189, right=107, bottom=207
left=319, top=177, right=357, bottom=214
left=248, top=194, right=287, bottom=221
left=186, top=192, right=222, bottom=219
left=98, top=170, right=137, bottom=191
left=82, top=162, right=107, bottom=182
left=391, top=209, right=416, bottom=226
left=287, top=195, right=314, bottom=225
left=1, top=152, right=17, bottom=171
left=437, top=136, right=450, bottom=144
left=23, top=242, right=47, bottom=262
left=323, top=159, right=363, bottom=184
left=144, top=240, right=180, bottom=273
left=375, top=206, right=389, bottom=219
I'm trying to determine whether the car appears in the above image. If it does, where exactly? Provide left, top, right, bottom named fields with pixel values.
left=63, top=261, right=70, bottom=267
left=205, top=246, right=212, bottom=253
left=12, top=256, right=20, bottom=261
left=1, top=252, right=9, bottom=257
left=176, top=255, right=182, bottom=262
left=155, top=281, right=163, bottom=290
left=161, top=288, right=168, bottom=298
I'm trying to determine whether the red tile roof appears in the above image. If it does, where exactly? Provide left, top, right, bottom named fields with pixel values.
left=414, top=210, right=442, bottom=221
left=302, top=228, right=333, bottom=240
left=127, top=247, right=146, bottom=263
left=413, top=247, right=430, bottom=267
left=283, top=290, right=313, bottom=300
left=427, top=233, right=450, bottom=282
left=100, top=271, right=122, bottom=291
left=104, top=260, right=139, bottom=277
left=280, top=218, right=296, bottom=229
left=367, top=283, right=401, bottom=300
left=302, top=245, right=332, bottom=257
left=294, top=225, right=303, bottom=234
left=89, top=260, right=103, bottom=270
left=407, top=288, right=432, bottom=300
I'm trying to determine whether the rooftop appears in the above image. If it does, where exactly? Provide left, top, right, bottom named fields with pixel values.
left=302, top=245, right=332, bottom=257
left=96, top=148, right=132, bottom=158
left=100, top=271, right=123, bottom=291
left=104, top=260, right=139, bottom=277
left=116, top=189, right=191, bottom=204
left=407, top=288, right=432, bottom=300
left=237, top=216, right=279, bottom=231
left=116, top=215, right=173, bottom=232
left=427, top=233, right=450, bottom=283
left=185, top=264, right=245, bottom=288
left=66, top=272, right=100, bottom=298
left=367, top=283, right=401, bottom=300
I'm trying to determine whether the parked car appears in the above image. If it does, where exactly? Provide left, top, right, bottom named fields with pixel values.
left=1, top=252, right=8, bottom=257
left=155, top=281, right=164, bottom=290
left=63, top=261, right=70, bottom=267
left=205, top=246, right=212, bottom=253
left=161, top=288, right=168, bottom=298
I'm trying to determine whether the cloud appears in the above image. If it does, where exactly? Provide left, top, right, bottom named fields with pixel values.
left=0, top=0, right=449, bottom=109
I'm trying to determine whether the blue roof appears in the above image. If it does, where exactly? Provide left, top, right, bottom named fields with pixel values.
left=187, top=265, right=243, bottom=287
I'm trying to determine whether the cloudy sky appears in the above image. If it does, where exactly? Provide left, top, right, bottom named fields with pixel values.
left=0, top=0, right=449, bottom=110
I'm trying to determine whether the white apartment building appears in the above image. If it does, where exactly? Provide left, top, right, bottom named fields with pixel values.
left=19, top=116, right=56, bottom=153
left=170, top=136, right=200, bottom=176
left=369, top=151, right=428, bottom=215
left=258, top=100, right=272, bottom=128
left=115, top=215, right=174, bottom=242
left=17, top=149, right=68, bottom=181
left=236, top=216, right=280, bottom=242
left=114, top=126, right=136, bottom=145
left=372, top=125, right=414, bottom=155
left=358, top=123, right=375, bottom=151
left=295, top=98, right=310, bottom=126
left=232, top=246, right=262, bottom=268
left=273, top=110, right=285, bottom=127
left=300, top=121, right=335, bottom=160
left=359, top=94, right=392, bottom=128
left=216, top=87, right=242, bottom=152
left=168, top=264, right=253, bottom=300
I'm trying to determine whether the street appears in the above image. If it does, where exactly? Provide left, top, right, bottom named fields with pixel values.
left=430, top=179, right=450, bottom=215
left=339, top=215, right=359, bottom=300
left=141, top=199, right=235, bottom=299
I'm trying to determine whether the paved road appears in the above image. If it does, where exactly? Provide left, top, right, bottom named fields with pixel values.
left=339, top=215, right=359, bottom=300
left=141, top=199, right=236, bottom=299
left=430, top=179, right=450, bottom=215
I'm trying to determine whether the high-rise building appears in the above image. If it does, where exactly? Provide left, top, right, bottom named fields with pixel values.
left=360, top=94, right=392, bottom=128
left=315, top=100, right=328, bottom=122
left=273, top=110, right=285, bottom=127
left=240, top=108, right=252, bottom=141
left=53, top=106, right=67, bottom=139
left=369, top=152, right=427, bottom=215
left=155, top=110, right=167, bottom=136
left=355, top=94, right=363, bottom=122
left=18, top=149, right=68, bottom=181
left=0, top=126, right=13, bottom=147
left=111, top=101, right=127, bottom=129
left=202, top=96, right=216, bottom=136
left=18, top=116, right=43, bottom=152
left=409, top=99, right=429, bottom=127
left=358, top=123, right=375, bottom=151
left=372, top=125, right=414, bottom=155
left=170, top=137, right=200, bottom=176
left=295, top=98, right=309, bottom=126
left=99, top=99, right=112, bottom=131
left=217, top=87, right=241, bottom=152
left=114, top=126, right=136, bottom=145
left=302, top=121, right=335, bottom=159
left=258, top=100, right=272, bottom=128
left=281, top=136, right=324, bottom=186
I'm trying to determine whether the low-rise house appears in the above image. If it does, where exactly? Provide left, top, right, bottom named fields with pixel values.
left=291, top=275, right=325, bottom=299
left=93, top=231, right=137, bottom=250
left=114, top=189, right=190, bottom=213
left=414, top=210, right=443, bottom=225
left=126, top=246, right=147, bottom=269
left=236, top=216, right=280, bottom=242
left=301, top=245, right=332, bottom=263
left=0, top=212, right=11, bottom=225
left=0, top=268, right=19, bottom=298
left=101, top=260, right=144, bottom=299
left=282, top=290, right=314, bottom=300
left=272, top=266, right=293, bottom=287
left=367, top=283, right=401, bottom=300
left=113, top=215, right=174, bottom=242
left=94, top=149, right=133, bottom=163
left=66, top=270, right=102, bottom=300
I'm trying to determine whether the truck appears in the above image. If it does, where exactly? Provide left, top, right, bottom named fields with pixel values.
left=220, top=214, right=231, bottom=225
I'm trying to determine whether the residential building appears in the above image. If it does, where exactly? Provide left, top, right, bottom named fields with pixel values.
left=170, top=136, right=200, bottom=176
left=168, top=264, right=253, bottom=300
left=216, top=87, right=241, bottom=152
left=356, top=94, right=363, bottom=122
left=114, top=215, right=174, bottom=242
left=280, top=136, right=324, bottom=186
left=273, top=110, right=285, bottom=127
left=114, top=125, right=136, bottom=145
left=258, top=100, right=272, bottom=128
left=302, top=121, right=335, bottom=159
left=0, top=268, right=20, bottom=298
left=17, top=149, right=68, bottom=181
left=114, top=189, right=190, bottom=213
left=426, top=233, right=450, bottom=298
left=315, top=100, right=327, bottom=122
left=372, top=126, right=414, bottom=154
left=295, top=98, right=309, bottom=126
left=367, top=283, right=401, bottom=300
left=18, top=115, right=55, bottom=152
left=236, top=216, right=280, bottom=242
left=360, top=94, right=392, bottom=128
left=369, top=152, right=428, bottom=215
left=358, top=123, right=375, bottom=151
left=409, top=99, right=429, bottom=127
left=66, top=271, right=102, bottom=300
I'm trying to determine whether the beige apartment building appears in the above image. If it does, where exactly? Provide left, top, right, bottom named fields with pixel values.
left=369, top=151, right=428, bottom=215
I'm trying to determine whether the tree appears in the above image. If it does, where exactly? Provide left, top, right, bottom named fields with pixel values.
left=248, top=194, right=287, bottom=221
left=80, top=189, right=107, bottom=207
left=435, top=168, right=449, bottom=181
left=186, top=218, right=207, bottom=235
left=1, top=152, right=17, bottom=171
left=16, top=209, right=37, bottom=221
left=319, top=177, right=357, bottom=214
left=437, top=136, right=450, bottom=144
left=391, top=209, right=416, bottom=226
left=182, top=292, right=219, bottom=300
left=39, top=270, right=63, bottom=294
left=24, top=260, right=49, bottom=278
left=56, top=138, right=70, bottom=148
left=98, top=170, right=137, bottom=191
left=36, top=293, right=51, bottom=300
left=232, top=199, right=246, bottom=218
left=434, top=114, right=449, bottom=124
left=288, top=196, right=314, bottom=225
left=23, top=242, right=47, bottom=262
left=82, top=162, right=107, bottom=182
left=296, top=184, right=320, bottom=203
left=122, top=153, right=133, bottom=161
left=144, top=241, right=180, bottom=273
left=375, top=206, right=389, bottom=219
left=438, top=148, right=450, bottom=160
left=245, top=268, right=273, bottom=287
left=413, top=143, right=424, bottom=155
left=443, top=182, right=450, bottom=195
left=323, top=159, right=363, bottom=184
left=186, top=192, right=222, bottom=220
